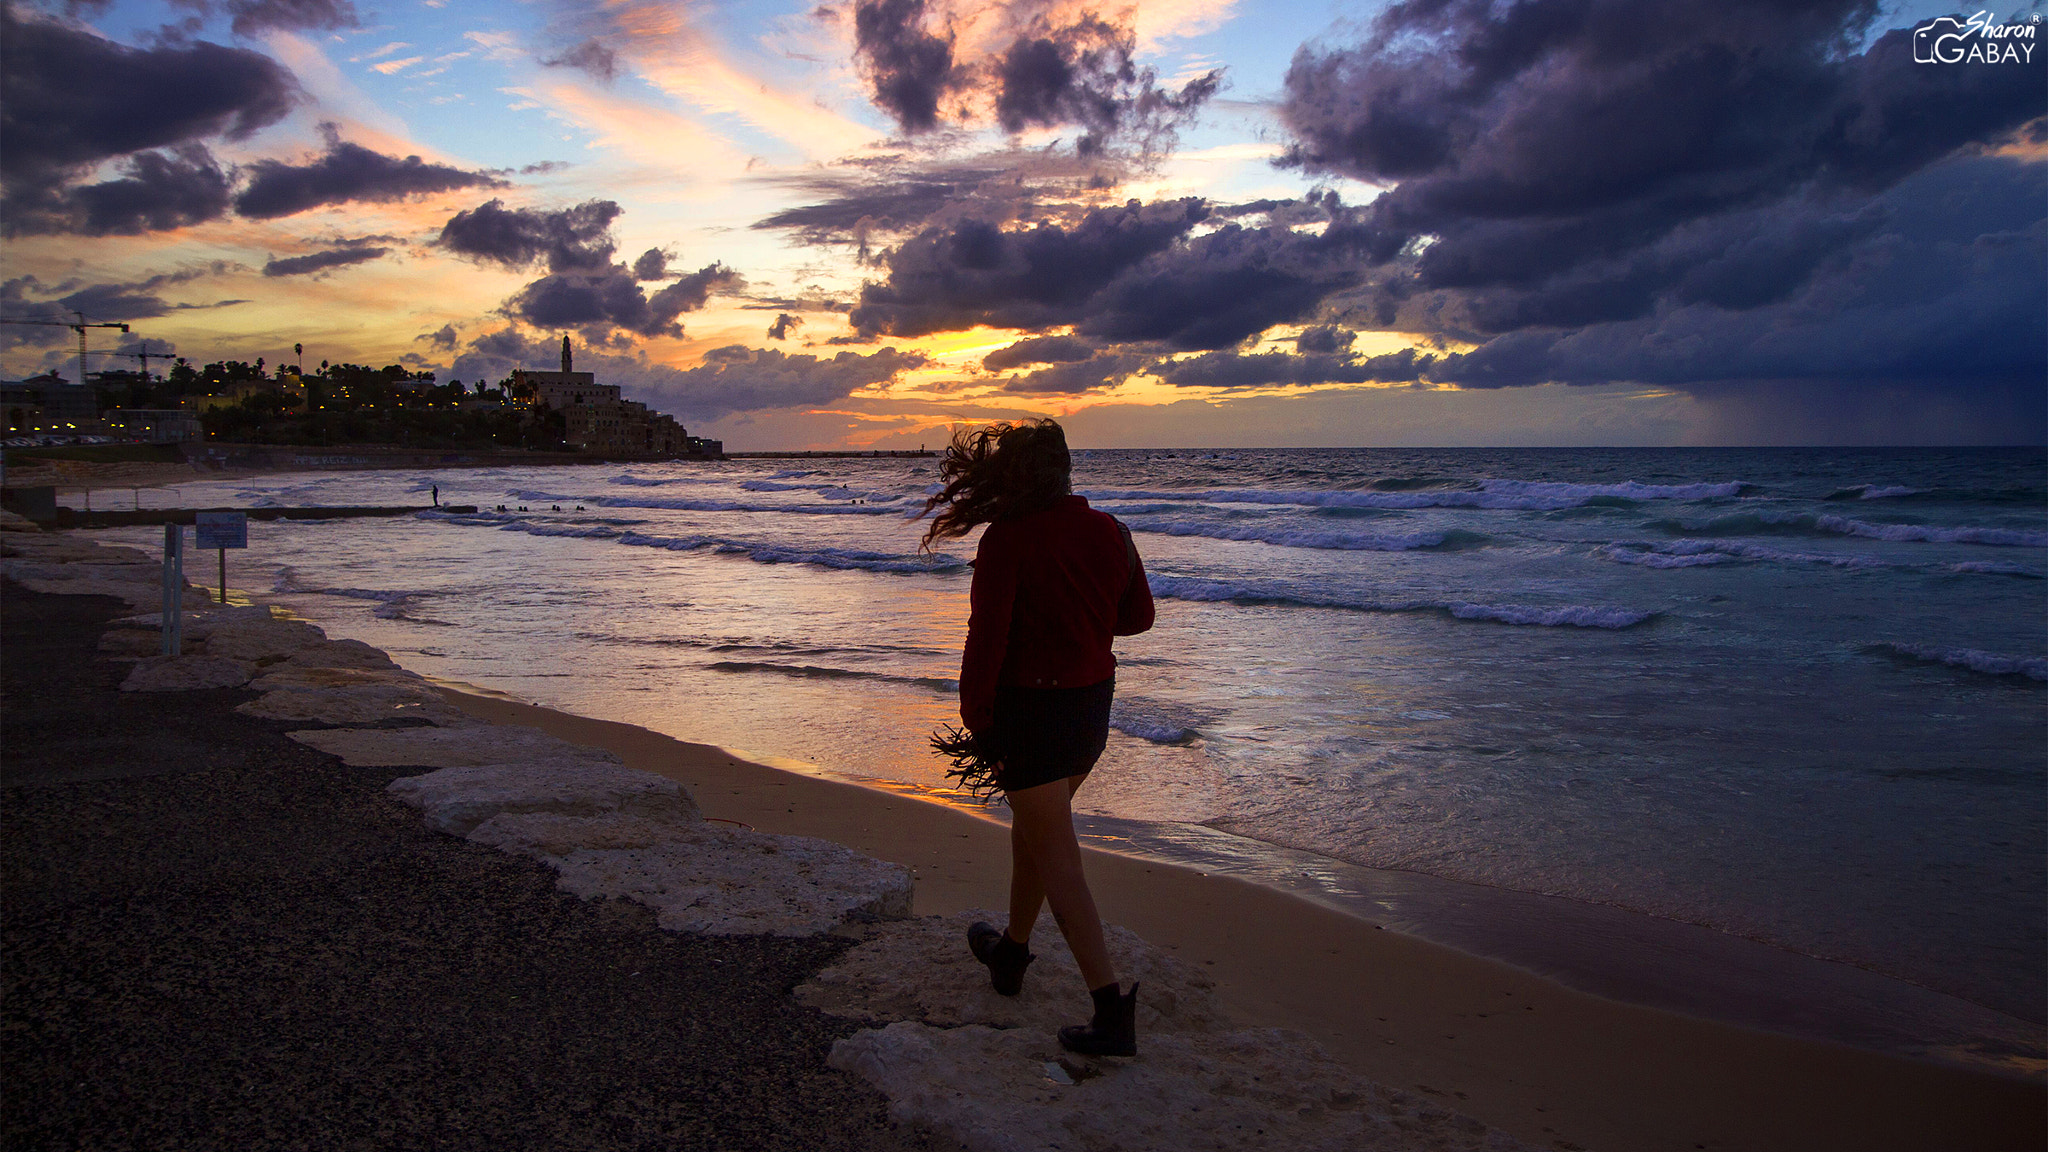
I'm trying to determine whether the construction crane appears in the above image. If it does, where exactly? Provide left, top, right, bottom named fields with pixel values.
left=0, top=312, right=132, bottom=387
left=92, top=346, right=163, bottom=384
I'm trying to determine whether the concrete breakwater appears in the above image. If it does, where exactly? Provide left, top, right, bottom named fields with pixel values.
left=60, top=505, right=432, bottom=529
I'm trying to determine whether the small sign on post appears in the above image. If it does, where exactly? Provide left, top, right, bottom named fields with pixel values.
left=194, top=511, right=248, bottom=605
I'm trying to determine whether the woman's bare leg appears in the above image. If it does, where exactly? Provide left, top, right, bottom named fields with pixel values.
left=1005, top=771, right=1091, bottom=945
left=1003, top=773, right=1114, bottom=989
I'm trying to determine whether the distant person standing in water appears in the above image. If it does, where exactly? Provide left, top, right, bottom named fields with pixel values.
left=921, top=419, right=1155, bottom=1056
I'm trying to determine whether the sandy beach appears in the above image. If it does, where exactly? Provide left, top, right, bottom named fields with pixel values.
left=438, top=688, right=2045, bottom=1152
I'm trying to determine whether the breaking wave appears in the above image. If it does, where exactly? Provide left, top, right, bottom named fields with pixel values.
left=1649, top=510, right=2048, bottom=547
left=705, top=660, right=957, bottom=693
left=1146, top=575, right=1653, bottom=628
left=1869, top=643, right=2048, bottom=683
left=272, top=566, right=450, bottom=624
left=1599, top=540, right=1888, bottom=570
left=1120, top=517, right=1490, bottom=552
left=615, top=531, right=968, bottom=574
left=1082, top=478, right=1748, bottom=513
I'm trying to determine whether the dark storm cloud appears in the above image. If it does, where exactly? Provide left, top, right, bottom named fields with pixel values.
left=1263, top=0, right=2045, bottom=426
left=1294, top=325, right=1354, bottom=355
left=989, top=15, right=1219, bottom=156
left=1427, top=155, right=2045, bottom=397
left=42, top=145, right=233, bottom=236
left=540, top=37, right=617, bottom=83
left=2, top=262, right=238, bottom=337
left=1278, top=0, right=2044, bottom=339
left=234, top=131, right=502, bottom=219
left=850, top=197, right=1209, bottom=337
left=437, top=198, right=621, bottom=273
left=848, top=1, right=1217, bottom=154
left=1154, top=346, right=1432, bottom=388
left=262, top=244, right=388, bottom=277
left=750, top=151, right=1118, bottom=252
left=754, top=167, right=1009, bottom=245
left=55, top=283, right=172, bottom=321
left=649, top=344, right=927, bottom=420
left=439, top=197, right=734, bottom=341
left=631, top=248, right=669, bottom=280
left=767, top=313, right=803, bottom=340
left=852, top=0, right=958, bottom=133
left=1, top=5, right=296, bottom=235
left=505, top=263, right=738, bottom=339
left=1076, top=214, right=1374, bottom=349
left=419, top=323, right=458, bottom=350
left=998, top=351, right=1144, bottom=394
left=982, top=333, right=1095, bottom=370
left=849, top=192, right=1376, bottom=351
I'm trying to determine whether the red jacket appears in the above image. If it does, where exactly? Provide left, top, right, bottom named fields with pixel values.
left=959, top=495, right=1155, bottom=735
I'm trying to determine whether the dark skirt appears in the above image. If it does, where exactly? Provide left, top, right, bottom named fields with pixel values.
left=987, top=677, right=1115, bottom=793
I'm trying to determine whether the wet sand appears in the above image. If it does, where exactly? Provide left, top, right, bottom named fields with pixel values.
left=437, top=687, right=2045, bottom=1152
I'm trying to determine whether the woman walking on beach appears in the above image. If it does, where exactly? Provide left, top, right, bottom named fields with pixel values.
left=922, top=419, right=1155, bottom=1057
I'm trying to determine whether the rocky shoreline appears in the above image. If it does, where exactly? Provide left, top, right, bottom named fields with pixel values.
left=2, top=525, right=1546, bottom=1151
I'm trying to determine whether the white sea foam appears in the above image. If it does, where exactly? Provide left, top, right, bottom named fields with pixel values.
left=1120, top=516, right=1481, bottom=552
left=1599, top=546, right=1737, bottom=569
left=706, top=660, right=957, bottom=693
left=1875, top=643, right=2048, bottom=682
left=1600, top=540, right=1886, bottom=570
left=616, top=531, right=968, bottom=574
left=1083, top=478, right=1744, bottom=513
left=609, top=473, right=713, bottom=487
left=1448, top=603, right=1653, bottom=628
left=1146, top=575, right=1652, bottom=627
left=1106, top=696, right=1215, bottom=744
left=272, top=566, right=444, bottom=622
left=1813, top=515, right=2048, bottom=548
left=1951, top=561, right=2045, bottom=578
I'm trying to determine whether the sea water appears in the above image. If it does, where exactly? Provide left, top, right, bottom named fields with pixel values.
left=81, top=447, right=2046, bottom=1052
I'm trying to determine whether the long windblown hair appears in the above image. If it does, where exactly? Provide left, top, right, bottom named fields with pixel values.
left=919, top=419, right=1072, bottom=551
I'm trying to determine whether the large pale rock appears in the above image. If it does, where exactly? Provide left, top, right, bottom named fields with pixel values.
left=201, top=618, right=328, bottom=662
left=281, top=638, right=402, bottom=672
left=248, top=665, right=425, bottom=691
left=236, top=684, right=484, bottom=727
left=10, top=573, right=208, bottom=611
left=829, top=1023, right=1537, bottom=1152
left=469, top=811, right=914, bottom=936
left=386, top=761, right=702, bottom=835
left=287, top=723, right=623, bottom=769
left=1, top=536, right=151, bottom=562
left=115, top=606, right=282, bottom=635
left=798, top=911, right=1223, bottom=1035
left=121, top=654, right=256, bottom=691
left=2, top=559, right=158, bottom=582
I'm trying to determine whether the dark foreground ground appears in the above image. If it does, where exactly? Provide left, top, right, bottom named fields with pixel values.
left=0, top=580, right=923, bottom=1151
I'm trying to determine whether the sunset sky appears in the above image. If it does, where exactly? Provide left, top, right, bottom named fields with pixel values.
left=2, top=0, right=2041, bottom=449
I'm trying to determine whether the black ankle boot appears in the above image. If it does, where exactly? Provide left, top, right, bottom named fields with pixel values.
left=967, top=921, right=1033, bottom=996
left=1058, top=981, right=1138, bottom=1057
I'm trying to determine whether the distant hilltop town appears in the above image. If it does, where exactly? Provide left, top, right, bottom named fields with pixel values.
left=1, top=335, right=719, bottom=459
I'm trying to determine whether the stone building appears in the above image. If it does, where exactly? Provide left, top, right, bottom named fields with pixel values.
left=509, top=337, right=710, bottom=457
